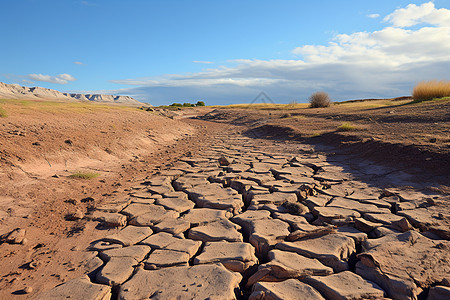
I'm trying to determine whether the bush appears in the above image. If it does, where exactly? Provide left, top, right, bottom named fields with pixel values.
left=183, top=103, right=195, bottom=107
left=309, top=92, right=331, bottom=108
left=338, top=122, right=356, bottom=131
left=170, top=103, right=182, bottom=107
left=196, top=101, right=205, bottom=106
left=412, top=80, right=450, bottom=102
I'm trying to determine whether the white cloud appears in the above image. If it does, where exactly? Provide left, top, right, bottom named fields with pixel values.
left=74, top=61, right=84, bottom=65
left=367, top=13, right=380, bottom=19
left=384, top=2, right=450, bottom=27
left=81, top=1, right=97, bottom=6
left=108, top=2, right=450, bottom=105
left=193, top=61, right=213, bottom=64
left=27, top=73, right=77, bottom=84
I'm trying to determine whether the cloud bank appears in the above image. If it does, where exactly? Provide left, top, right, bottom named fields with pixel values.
left=110, top=2, right=450, bottom=105
left=27, top=73, right=76, bottom=84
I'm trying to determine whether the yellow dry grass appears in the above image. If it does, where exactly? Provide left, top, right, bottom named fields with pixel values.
left=338, top=122, right=357, bottom=131
left=412, top=80, right=450, bottom=102
left=212, top=103, right=310, bottom=110
left=215, top=98, right=412, bottom=111
left=0, top=98, right=138, bottom=115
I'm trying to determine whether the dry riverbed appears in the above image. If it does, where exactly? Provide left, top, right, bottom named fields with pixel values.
left=0, top=99, right=449, bottom=299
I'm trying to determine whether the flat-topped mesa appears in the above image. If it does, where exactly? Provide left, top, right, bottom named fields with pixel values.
left=66, top=93, right=90, bottom=101
left=84, top=94, right=116, bottom=102
left=0, top=82, right=70, bottom=101
left=29, top=86, right=71, bottom=99
left=0, top=81, right=145, bottom=105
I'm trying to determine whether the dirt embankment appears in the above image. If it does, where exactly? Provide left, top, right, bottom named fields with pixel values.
left=201, top=99, right=450, bottom=184
left=0, top=101, right=217, bottom=296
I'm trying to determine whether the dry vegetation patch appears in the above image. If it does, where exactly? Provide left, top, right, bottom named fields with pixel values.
left=69, top=171, right=100, bottom=179
left=412, top=80, right=450, bottom=102
left=309, top=91, right=331, bottom=108
left=337, top=122, right=357, bottom=131
left=0, top=106, right=6, bottom=117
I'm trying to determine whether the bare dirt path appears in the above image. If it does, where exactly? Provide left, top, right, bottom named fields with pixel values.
left=14, top=113, right=449, bottom=300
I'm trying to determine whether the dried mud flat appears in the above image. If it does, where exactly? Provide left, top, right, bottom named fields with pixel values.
left=0, top=101, right=449, bottom=300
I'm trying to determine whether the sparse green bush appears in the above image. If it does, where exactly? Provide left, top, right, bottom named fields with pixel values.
left=309, top=92, right=331, bottom=108
left=196, top=101, right=205, bottom=106
left=170, top=103, right=183, bottom=107
left=183, top=103, right=195, bottom=107
left=412, top=80, right=450, bottom=102
left=69, top=172, right=100, bottom=179
left=138, top=106, right=154, bottom=112
left=338, top=122, right=356, bottom=131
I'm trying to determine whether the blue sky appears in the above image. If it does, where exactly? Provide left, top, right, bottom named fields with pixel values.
left=1, top=0, right=449, bottom=105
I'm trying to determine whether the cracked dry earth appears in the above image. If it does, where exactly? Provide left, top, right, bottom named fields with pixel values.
left=39, top=129, right=449, bottom=300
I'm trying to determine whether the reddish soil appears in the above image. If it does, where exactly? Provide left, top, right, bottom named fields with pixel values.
left=0, top=102, right=220, bottom=297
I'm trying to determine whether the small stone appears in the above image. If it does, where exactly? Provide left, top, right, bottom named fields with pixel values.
left=88, top=240, right=123, bottom=251
left=4, top=228, right=26, bottom=244
left=66, top=209, right=84, bottom=221
left=23, top=286, right=33, bottom=294
left=218, top=156, right=230, bottom=166
left=28, top=260, right=39, bottom=270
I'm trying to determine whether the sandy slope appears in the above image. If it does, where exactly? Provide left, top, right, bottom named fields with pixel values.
left=0, top=100, right=214, bottom=296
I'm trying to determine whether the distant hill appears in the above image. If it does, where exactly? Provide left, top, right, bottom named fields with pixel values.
left=0, top=82, right=146, bottom=106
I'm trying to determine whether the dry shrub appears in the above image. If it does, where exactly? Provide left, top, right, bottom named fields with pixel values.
left=412, top=80, right=450, bottom=102
left=338, top=122, right=356, bottom=131
left=309, top=92, right=331, bottom=108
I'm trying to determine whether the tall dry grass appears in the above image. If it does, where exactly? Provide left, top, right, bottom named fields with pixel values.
left=412, top=80, right=450, bottom=102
